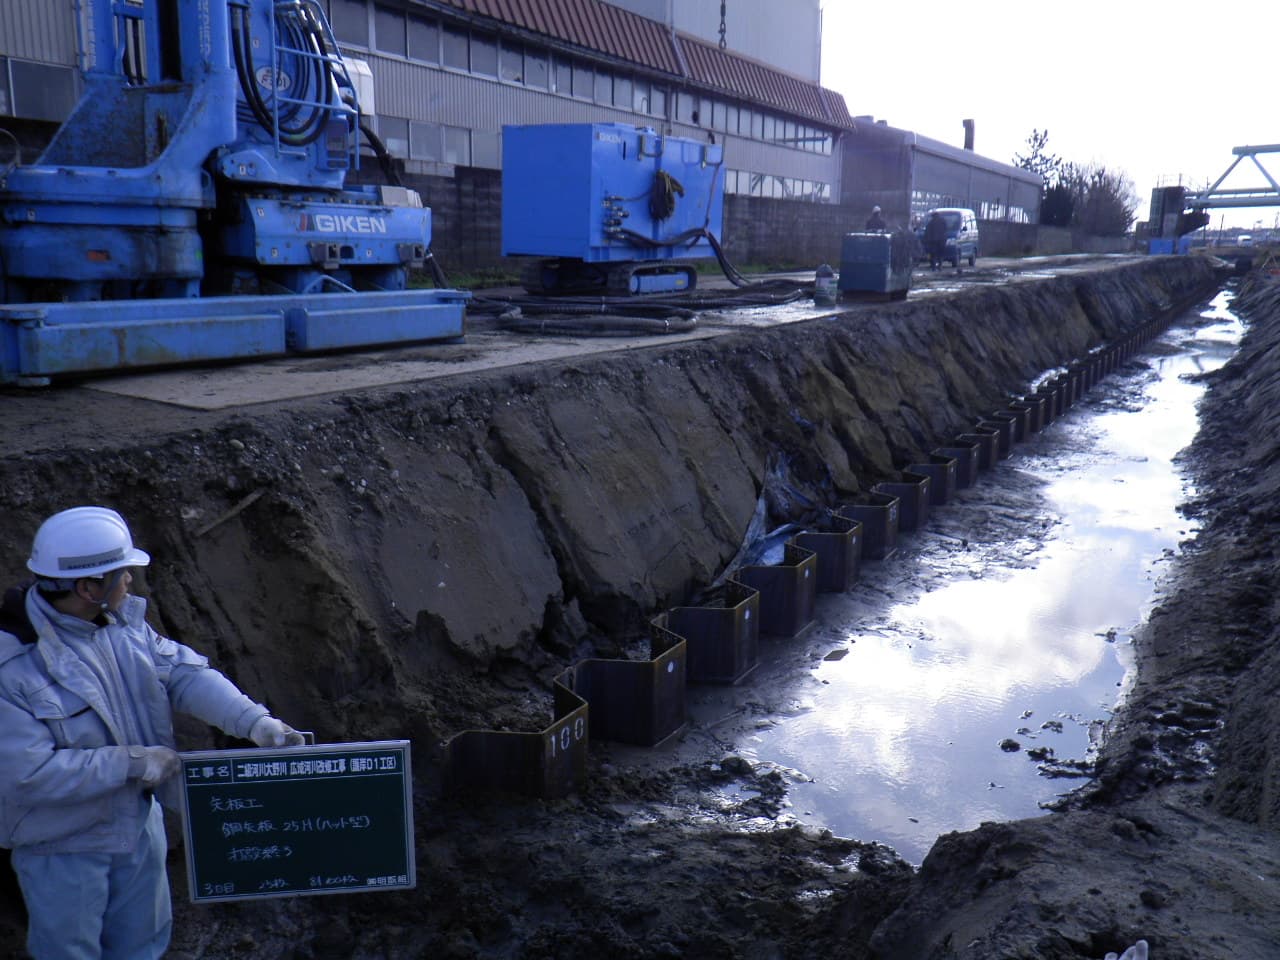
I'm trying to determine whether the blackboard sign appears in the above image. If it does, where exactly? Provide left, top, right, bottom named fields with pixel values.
left=178, top=740, right=414, bottom=903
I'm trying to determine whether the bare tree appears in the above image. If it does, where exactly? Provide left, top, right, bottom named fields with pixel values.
left=1061, top=163, right=1139, bottom=236
left=1013, top=129, right=1063, bottom=184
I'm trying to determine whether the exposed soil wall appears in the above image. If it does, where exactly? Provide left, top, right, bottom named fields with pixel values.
left=0, top=256, right=1232, bottom=958
left=0, top=259, right=1215, bottom=744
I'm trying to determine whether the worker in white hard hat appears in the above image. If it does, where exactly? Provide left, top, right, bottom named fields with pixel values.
left=0, top=506, right=305, bottom=960
left=865, top=204, right=887, bottom=231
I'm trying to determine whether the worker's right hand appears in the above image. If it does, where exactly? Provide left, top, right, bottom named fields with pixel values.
left=1104, top=941, right=1149, bottom=960
left=127, top=746, right=181, bottom=788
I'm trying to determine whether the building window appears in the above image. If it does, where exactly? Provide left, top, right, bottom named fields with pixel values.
left=473, top=130, right=501, bottom=169
left=373, top=6, right=405, bottom=56
left=593, top=69, right=612, bottom=105
left=410, top=121, right=441, bottom=161
left=442, top=26, right=468, bottom=71
left=552, top=58, right=571, bottom=95
left=328, top=0, right=368, bottom=46
left=0, top=58, right=10, bottom=117
left=650, top=86, right=666, bottom=118
left=10, top=61, right=79, bottom=122
left=525, top=50, right=549, bottom=89
left=571, top=61, right=592, bottom=99
left=711, top=101, right=726, bottom=131
left=470, top=33, right=498, bottom=77
left=408, top=17, right=439, bottom=63
left=632, top=79, right=650, bottom=115
left=443, top=125, right=470, bottom=165
left=378, top=115, right=409, bottom=158
left=675, top=91, right=694, bottom=124
left=613, top=75, right=632, bottom=110
left=499, top=41, right=523, bottom=83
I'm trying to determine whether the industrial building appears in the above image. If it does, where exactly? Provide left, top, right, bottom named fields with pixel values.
left=0, top=0, right=1041, bottom=271
left=841, top=117, right=1042, bottom=231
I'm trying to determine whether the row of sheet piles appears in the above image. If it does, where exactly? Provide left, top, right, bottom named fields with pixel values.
left=443, top=314, right=1172, bottom=799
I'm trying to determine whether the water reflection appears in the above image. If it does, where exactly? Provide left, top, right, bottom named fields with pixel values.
left=741, top=291, right=1245, bottom=864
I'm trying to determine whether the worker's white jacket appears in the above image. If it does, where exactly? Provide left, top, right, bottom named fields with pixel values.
left=0, top=589, right=269, bottom=854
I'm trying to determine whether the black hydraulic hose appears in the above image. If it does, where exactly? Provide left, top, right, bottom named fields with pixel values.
left=231, top=5, right=332, bottom=148
left=270, top=16, right=329, bottom=146
left=611, top=224, right=794, bottom=292
left=463, top=267, right=808, bottom=339
left=494, top=310, right=697, bottom=338
left=423, top=250, right=450, bottom=289
left=358, top=121, right=403, bottom=187
left=470, top=284, right=804, bottom=321
left=476, top=296, right=696, bottom=319
left=356, top=118, right=455, bottom=290
left=231, top=9, right=279, bottom=134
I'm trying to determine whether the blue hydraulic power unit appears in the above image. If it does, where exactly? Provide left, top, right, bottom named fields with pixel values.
left=0, top=0, right=466, bottom=386
left=837, top=232, right=913, bottom=301
left=502, top=123, right=725, bottom=294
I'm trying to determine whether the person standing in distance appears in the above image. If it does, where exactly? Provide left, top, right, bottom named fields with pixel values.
left=0, top=506, right=306, bottom=960
left=864, top=205, right=887, bottom=231
left=923, top=210, right=949, bottom=271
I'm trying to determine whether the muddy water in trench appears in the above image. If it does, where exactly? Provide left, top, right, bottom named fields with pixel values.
left=736, top=291, right=1244, bottom=864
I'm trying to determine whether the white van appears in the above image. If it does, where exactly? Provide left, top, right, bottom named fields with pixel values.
left=1238, top=234, right=1254, bottom=248
left=916, top=208, right=980, bottom=267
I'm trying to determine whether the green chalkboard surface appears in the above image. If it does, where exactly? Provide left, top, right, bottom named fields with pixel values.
left=178, top=740, right=414, bottom=903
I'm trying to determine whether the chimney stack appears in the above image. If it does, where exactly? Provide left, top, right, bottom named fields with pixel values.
left=963, top=119, right=975, bottom=151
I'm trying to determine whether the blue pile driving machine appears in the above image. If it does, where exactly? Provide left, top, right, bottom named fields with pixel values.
left=502, top=123, right=725, bottom=295
left=0, top=0, right=467, bottom=386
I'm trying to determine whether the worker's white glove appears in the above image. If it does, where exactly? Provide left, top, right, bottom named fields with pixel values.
left=127, top=746, right=181, bottom=788
left=249, top=715, right=306, bottom=748
left=1104, top=941, right=1149, bottom=960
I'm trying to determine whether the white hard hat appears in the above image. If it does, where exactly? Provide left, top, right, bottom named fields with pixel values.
left=27, top=506, right=151, bottom=580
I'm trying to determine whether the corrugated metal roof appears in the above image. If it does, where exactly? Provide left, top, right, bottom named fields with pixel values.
left=677, top=34, right=853, bottom=128
left=425, top=0, right=853, bottom=129
left=432, top=0, right=682, bottom=74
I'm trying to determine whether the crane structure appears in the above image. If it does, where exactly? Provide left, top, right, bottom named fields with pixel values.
left=1185, top=144, right=1280, bottom=210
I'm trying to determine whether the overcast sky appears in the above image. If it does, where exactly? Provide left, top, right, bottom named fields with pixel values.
left=818, top=0, right=1280, bottom=231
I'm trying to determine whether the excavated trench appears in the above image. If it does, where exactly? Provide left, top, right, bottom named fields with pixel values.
left=0, top=255, right=1249, bottom=958
left=726, top=291, right=1245, bottom=865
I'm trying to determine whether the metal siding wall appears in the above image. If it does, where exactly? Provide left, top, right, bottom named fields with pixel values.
left=367, top=53, right=660, bottom=131
left=0, top=0, right=77, bottom=64
left=910, top=149, right=1042, bottom=223
left=364, top=52, right=838, bottom=185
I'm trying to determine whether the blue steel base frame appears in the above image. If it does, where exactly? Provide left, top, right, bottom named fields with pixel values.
left=0, top=288, right=469, bottom=386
